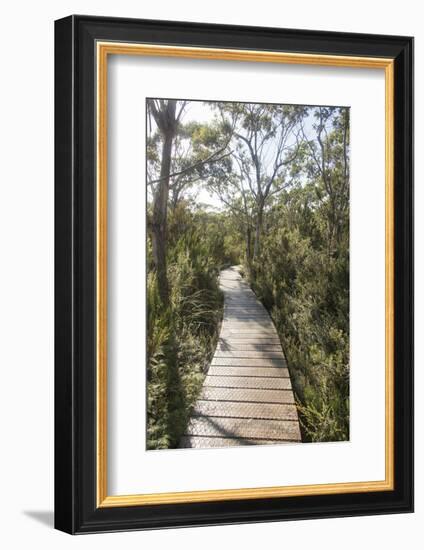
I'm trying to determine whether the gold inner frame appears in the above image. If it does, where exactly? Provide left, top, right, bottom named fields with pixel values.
left=96, top=42, right=395, bottom=508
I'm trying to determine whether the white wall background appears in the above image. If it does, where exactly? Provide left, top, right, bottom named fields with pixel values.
left=0, top=0, right=420, bottom=547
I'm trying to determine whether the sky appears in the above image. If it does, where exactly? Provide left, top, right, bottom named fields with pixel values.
left=147, top=99, right=344, bottom=211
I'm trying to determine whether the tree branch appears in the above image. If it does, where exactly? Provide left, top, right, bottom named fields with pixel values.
left=147, top=145, right=232, bottom=186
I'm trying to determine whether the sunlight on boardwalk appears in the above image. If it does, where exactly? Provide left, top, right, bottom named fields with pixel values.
left=180, top=266, right=301, bottom=448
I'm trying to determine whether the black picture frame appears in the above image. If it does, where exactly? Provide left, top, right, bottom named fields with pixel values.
left=54, top=14, right=414, bottom=534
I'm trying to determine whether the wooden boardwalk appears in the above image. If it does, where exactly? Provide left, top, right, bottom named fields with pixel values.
left=180, top=266, right=301, bottom=448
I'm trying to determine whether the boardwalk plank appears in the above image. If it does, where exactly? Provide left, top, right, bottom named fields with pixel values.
left=214, top=351, right=285, bottom=359
left=224, top=323, right=275, bottom=329
left=221, top=335, right=280, bottom=340
left=203, top=375, right=292, bottom=390
left=193, top=400, right=298, bottom=420
left=185, top=416, right=301, bottom=441
left=217, top=344, right=282, bottom=350
left=200, top=386, right=295, bottom=404
left=180, top=436, right=291, bottom=448
left=211, top=357, right=286, bottom=367
left=207, top=366, right=290, bottom=378
left=221, top=330, right=279, bottom=337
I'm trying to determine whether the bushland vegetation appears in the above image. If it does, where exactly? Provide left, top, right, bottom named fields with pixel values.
left=146, top=99, right=349, bottom=448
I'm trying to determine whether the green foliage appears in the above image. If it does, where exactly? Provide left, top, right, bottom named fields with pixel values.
left=249, top=209, right=349, bottom=442
left=247, top=109, right=350, bottom=442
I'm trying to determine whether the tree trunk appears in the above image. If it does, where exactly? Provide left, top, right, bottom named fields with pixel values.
left=151, top=130, right=173, bottom=307
left=253, top=205, right=263, bottom=259
left=245, top=224, right=252, bottom=269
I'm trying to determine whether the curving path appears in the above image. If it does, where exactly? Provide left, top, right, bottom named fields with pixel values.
left=180, top=266, right=301, bottom=448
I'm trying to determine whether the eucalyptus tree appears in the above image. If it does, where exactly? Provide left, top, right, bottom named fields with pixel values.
left=299, top=106, right=350, bottom=256
left=147, top=99, right=186, bottom=307
left=147, top=100, right=234, bottom=305
left=205, top=164, right=256, bottom=268
left=215, top=103, right=306, bottom=261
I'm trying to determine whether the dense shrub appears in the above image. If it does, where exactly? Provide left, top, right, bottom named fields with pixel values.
left=248, top=188, right=350, bottom=442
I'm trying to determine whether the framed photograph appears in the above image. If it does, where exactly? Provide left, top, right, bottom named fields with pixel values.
left=54, top=15, right=413, bottom=534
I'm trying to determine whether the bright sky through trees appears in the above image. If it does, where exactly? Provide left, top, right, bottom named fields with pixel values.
left=147, top=99, right=322, bottom=211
